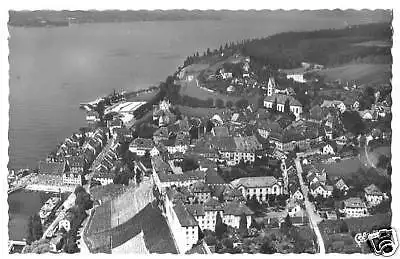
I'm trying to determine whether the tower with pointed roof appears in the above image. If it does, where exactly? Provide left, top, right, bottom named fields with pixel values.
left=267, top=77, right=277, bottom=96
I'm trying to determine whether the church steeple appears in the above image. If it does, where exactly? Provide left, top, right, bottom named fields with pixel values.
left=267, top=77, right=276, bottom=96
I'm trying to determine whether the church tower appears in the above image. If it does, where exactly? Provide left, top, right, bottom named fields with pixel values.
left=267, top=77, right=276, bottom=96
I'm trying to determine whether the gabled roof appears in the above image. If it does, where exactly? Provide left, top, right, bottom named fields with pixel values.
left=205, top=168, right=226, bottom=185
left=264, top=94, right=302, bottom=107
left=191, top=182, right=211, bottom=193
left=185, top=204, right=205, bottom=216
left=38, top=161, right=66, bottom=175
left=213, top=126, right=230, bottom=137
left=364, top=184, right=383, bottom=196
left=231, top=176, right=279, bottom=188
left=223, top=201, right=253, bottom=216
left=335, top=178, right=349, bottom=190
left=67, top=155, right=85, bottom=168
left=204, top=197, right=223, bottom=211
left=130, top=137, right=154, bottom=150
left=343, top=197, right=367, bottom=208
left=173, top=202, right=198, bottom=227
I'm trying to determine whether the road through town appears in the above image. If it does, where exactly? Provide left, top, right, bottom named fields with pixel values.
left=294, top=158, right=326, bottom=254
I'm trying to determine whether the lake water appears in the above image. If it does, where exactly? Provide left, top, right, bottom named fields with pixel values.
left=8, top=14, right=390, bottom=169
left=8, top=190, right=52, bottom=241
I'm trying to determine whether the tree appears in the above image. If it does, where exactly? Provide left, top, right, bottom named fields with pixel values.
left=284, top=98, right=291, bottom=113
left=281, top=214, right=293, bottom=235
left=239, top=213, right=248, bottom=236
left=75, top=188, right=93, bottom=211
left=215, top=98, right=225, bottom=108
left=235, top=98, right=249, bottom=109
left=181, top=157, right=199, bottom=172
left=206, top=120, right=214, bottom=133
left=341, top=111, right=365, bottom=135
left=215, top=212, right=226, bottom=238
left=226, top=100, right=233, bottom=109
left=260, top=237, right=276, bottom=254
left=339, top=219, right=349, bottom=233
left=74, top=185, right=86, bottom=196
left=27, top=214, right=43, bottom=244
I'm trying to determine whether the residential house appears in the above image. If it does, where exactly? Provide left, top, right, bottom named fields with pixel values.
left=222, top=201, right=253, bottom=229
left=359, top=110, right=374, bottom=120
left=86, top=110, right=100, bottom=123
left=310, top=182, right=333, bottom=198
left=191, top=182, right=212, bottom=204
left=334, top=178, right=350, bottom=194
left=342, top=197, right=368, bottom=218
left=129, top=138, right=155, bottom=156
left=164, top=196, right=199, bottom=253
left=92, top=167, right=114, bottom=186
left=107, top=118, right=123, bottom=132
left=289, top=184, right=304, bottom=201
left=322, top=143, right=336, bottom=155
left=287, top=200, right=302, bottom=217
left=212, top=136, right=262, bottom=166
left=212, top=126, right=230, bottom=137
left=231, top=176, right=283, bottom=202
left=321, top=100, right=347, bottom=113
left=153, top=127, right=169, bottom=144
left=38, top=161, right=66, bottom=175
left=364, top=184, right=385, bottom=207
left=205, top=168, right=226, bottom=186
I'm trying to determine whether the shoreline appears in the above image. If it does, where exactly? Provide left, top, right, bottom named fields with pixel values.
left=24, top=184, right=75, bottom=194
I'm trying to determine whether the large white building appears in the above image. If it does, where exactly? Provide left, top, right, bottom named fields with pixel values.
left=185, top=199, right=253, bottom=231
left=264, top=94, right=303, bottom=119
left=211, top=136, right=263, bottom=166
left=129, top=138, right=155, bottom=156
left=231, top=176, right=284, bottom=202
left=342, top=197, right=368, bottom=218
left=164, top=194, right=199, bottom=253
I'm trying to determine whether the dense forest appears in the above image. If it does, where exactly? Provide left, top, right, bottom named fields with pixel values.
left=242, top=22, right=392, bottom=69
left=183, top=22, right=392, bottom=72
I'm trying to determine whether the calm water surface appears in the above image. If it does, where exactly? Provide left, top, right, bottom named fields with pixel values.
left=8, top=190, right=52, bottom=241
left=8, top=16, right=389, bottom=169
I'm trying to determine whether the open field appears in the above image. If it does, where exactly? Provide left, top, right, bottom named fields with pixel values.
left=317, top=64, right=391, bottom=85
left=344, top=213, right=392, bottom=234
left=179, top=79, right=241, bottom=102
left=317, top=157, right=366, bottom=177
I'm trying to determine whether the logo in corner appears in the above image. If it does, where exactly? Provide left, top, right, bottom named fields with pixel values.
left=367, top=229, right=398, bottom=257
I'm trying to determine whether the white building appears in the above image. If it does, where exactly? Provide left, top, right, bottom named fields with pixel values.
left=321, top=100, right=347, bottom=113
left=342, top=197, right=368, bottom=218
left=62, top=172, right=83, bottom=185
left=286, top=73, right=306, bottom=83
left=310, top=183, right=333, bottom=198
left=212, top=136, right=262, bottom=166
left=129, top=138, right=155, bottom=156
left=222, top=201, right=253, bottom=229
left=231, top=176, right=284, bottom=202
left=164, top=194, right=199, bottom=253
left=364, top=184, right=385, bottom=207
left=264, top=94, right=303, bottom=119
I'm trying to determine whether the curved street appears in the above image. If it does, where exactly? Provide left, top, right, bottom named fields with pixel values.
left=294, top=158, right=326, bottom=254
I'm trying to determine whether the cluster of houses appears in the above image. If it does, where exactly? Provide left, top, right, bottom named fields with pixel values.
left=152, top=151, right=291, bottom=253
left=37, top=128, right=109, bottom=186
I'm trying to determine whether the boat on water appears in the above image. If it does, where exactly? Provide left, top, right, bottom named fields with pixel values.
left=39, top=196, right=62, bottom=224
